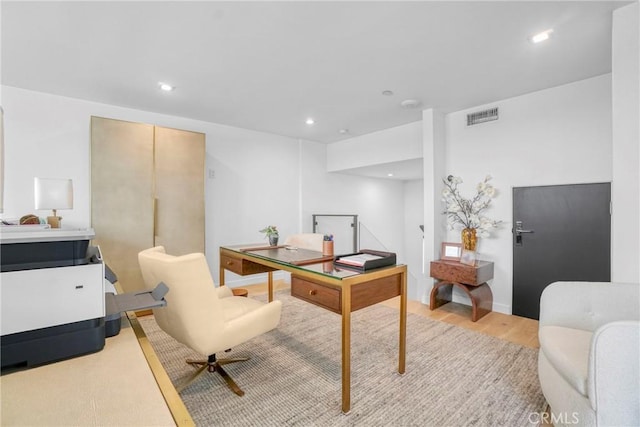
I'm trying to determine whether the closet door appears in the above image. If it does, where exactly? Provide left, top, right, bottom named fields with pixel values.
left=154, top=126, right=205, bottom=255
left=91, top=117, right=154, bottom=292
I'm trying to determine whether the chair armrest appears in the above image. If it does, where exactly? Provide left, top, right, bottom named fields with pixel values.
left=223, top=300, right=283, bottom=349
left=215, top=286, right=234, bottom=299
left=539, top=282, right=640, bottom=330
left=588, top=321, right=640, bottom=426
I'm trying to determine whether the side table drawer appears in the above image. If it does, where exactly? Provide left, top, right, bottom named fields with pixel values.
left=291, top=276, right=341, bottom=314
left=221, top=254, right=275, bottom=276
left=430, top=260, right=493, bottom=286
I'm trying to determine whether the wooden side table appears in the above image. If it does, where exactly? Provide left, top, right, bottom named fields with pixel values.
left=429, top=260, right=494, bottom=322
left=231, top=288, right=248, bottom=297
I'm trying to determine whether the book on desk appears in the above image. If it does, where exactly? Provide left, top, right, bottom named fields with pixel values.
left=334, top=249, right=396, bottom=271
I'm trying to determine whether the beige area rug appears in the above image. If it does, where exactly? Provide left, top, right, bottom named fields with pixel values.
left=139, top=292, right=545, bottom=426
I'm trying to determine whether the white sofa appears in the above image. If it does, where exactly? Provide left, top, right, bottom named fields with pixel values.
left=538, top=281, right=640, bottom=427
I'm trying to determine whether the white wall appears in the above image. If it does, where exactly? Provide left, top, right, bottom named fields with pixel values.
left=300, top=139, right=406, bottom=254
left=444, top=74, right=613, bottom=313
left=327, top=121, right=422, bottom=172
left=306, top=122, right=428, bottom=300
left=1, top=85, right=408, bottom=290
left=612, top=2, right=640, bottom=283
left=422, top=108, right=447, bottom=304
left=2, top=72, right=621, bottom=311
left=1, top=86, right=300, bottom=281
left=403, top=179, right=426, bottom=300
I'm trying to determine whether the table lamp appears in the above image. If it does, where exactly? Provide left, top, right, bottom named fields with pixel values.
left=34, top=177, right=73, bottom=228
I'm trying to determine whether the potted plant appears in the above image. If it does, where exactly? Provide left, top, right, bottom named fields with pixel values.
left=259, top=225, right=279, bottom=246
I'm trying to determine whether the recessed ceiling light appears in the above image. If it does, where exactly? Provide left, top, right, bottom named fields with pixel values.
left=400, top=99, right=421, bottom=109
left=159, top=82, right=175, bottom=92
left=339, top=128, right=349, bottom=135
left=305, top=118, right=315, bottom=125
left=387, top=173, right=394, bottom=177
left=530, top=29, right=553, bottom=44
left=382, top=90, right=394, bottom=96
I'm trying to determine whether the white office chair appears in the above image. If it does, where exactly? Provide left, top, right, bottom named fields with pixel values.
left=283, top=233, right=324, bottom=252
left=138, top=246, right=282, bottom=396
left=538, top=281, right=640, bottom=426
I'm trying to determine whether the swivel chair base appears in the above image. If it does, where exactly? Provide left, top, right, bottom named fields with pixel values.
left=180, top=354, right=249, bottom=396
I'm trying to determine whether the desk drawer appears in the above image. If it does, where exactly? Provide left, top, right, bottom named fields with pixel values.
left=291, top=276, right=341, bottom=314
left=221, top=254, right=275, bottom=276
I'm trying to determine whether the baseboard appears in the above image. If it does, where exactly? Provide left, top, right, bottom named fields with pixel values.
left=449, top=293, right=511, bottom=315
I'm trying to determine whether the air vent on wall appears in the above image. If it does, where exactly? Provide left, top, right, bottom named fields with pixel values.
left=467, top=107, right=499, bottom=126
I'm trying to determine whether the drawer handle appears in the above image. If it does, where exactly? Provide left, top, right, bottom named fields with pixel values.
left=309, top=290, right=316, bottom=296
left=226, top=261, right=233, bottom=266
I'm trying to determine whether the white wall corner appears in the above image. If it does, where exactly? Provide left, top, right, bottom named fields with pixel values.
left=612, top=2, right=640, bottom=283
left=422, top=108, right=447, bottom=304
left=326, top=121, right=422, bottom=172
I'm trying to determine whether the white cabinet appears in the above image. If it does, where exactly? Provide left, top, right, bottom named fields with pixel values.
left=1, top=262, right=104, bottom=336
left=0, top=228, right=107, bottom=369
left=91, top=116, right=205, bottom=293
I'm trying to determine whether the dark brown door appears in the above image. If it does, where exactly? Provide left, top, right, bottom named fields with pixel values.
left=512, top=183, right=611, bottom=319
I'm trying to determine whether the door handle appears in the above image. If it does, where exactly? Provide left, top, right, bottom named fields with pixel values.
left=514, top=221, right=534, bottom=236
left=515, top=228, right=534, bottom=235
left=514, top=221, right=534, bottom=246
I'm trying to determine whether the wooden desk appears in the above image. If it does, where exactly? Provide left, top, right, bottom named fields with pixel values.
left=429, top=260, right=494, bottom=322
left=219, top=245, right=407, bottom=414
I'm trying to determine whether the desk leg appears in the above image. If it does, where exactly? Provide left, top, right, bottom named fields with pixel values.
left=430, top=281, right=453, bottom=310
left=268, top=271, right=273, bottom=302
left=219, top=266, right=226, bottom=286
left=399, top=270, right=407, bottom=374
left=341, top=284, right=351, bottom=414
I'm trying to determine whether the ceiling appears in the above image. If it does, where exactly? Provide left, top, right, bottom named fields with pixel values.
left=1, top=1, right=627, bottom=148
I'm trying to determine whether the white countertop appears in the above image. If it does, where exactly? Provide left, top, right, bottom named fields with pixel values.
left=0, top=227, right=95, bottom=244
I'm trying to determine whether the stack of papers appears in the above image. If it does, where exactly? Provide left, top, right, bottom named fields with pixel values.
left=334, top=253, right=383, bottom=267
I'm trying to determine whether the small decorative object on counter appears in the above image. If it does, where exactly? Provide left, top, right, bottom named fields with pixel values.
left=19, top=214, right=41, bottom=225
left=323, top=234, right=334, bottom=256
left=259, top=225, right=279, bottom=246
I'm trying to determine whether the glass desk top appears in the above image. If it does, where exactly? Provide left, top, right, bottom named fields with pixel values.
left=222, top=244, right=400, bottom=280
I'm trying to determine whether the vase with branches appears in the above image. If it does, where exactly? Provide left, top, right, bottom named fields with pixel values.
left=442, top=175, right=501, bottom=250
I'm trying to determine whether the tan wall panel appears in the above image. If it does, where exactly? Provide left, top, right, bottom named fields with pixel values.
left=154, top=126, right=205, bottom=255
left=91, top=117, right=154, bottom=292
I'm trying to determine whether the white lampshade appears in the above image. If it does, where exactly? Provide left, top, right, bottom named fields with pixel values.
left=34, top=178, right=73, bottom=210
